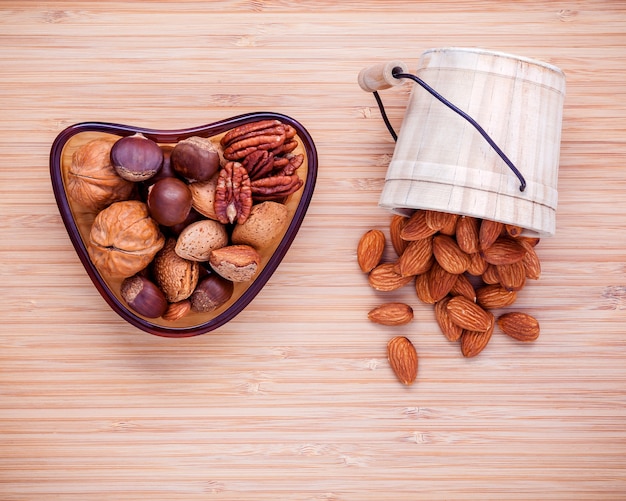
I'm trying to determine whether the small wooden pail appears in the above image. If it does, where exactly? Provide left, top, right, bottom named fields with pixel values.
left=376, top=48, right=566, bottom=237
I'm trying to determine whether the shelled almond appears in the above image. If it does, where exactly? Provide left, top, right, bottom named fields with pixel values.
left=358, top=209, right=543, bottom=383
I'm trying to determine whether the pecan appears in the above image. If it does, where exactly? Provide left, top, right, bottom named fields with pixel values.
left=243, top=149, right=275, bottom=181
left=220, top=120, right=282, bottom=147
left=251, top=174, right=303, bottom=202
left=214, top=161, right=253, bottom=224
left=274, top=153, right=304, bottom=177
left=221, top=120, right=287, bottom=161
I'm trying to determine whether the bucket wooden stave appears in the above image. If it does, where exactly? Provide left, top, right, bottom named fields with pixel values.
left=378, top=48, right=566, bottom=237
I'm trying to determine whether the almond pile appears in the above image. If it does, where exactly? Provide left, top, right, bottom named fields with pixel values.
left=357, top=209, right=542, bottom=385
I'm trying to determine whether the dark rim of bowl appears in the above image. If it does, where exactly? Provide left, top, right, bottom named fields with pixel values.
left=49, top=111, right=318, bottom=337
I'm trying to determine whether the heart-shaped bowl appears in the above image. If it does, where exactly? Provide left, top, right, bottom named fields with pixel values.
left=50, top=112, right=317, bottom=337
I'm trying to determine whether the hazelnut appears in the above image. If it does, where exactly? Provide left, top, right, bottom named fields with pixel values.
left=171, top=136, right=220, bottom=182
left=88, top=200, right=165, bottom=278
left=66, top=137, right=134, bottom=212
left=175, top=219, right=229, bottom=261
left=111, top=133, right=163, bottom=182
left=152, top=238, right=199, bottom=302
left=120, top=274, right=168, bottom=318
left=190, top=274, right=234, bottom=313
left=147, top=177, right=193, bottom=227
left=209, top=244, right=261, bottom=282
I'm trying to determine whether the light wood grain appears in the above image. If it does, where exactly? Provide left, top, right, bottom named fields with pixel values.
left=1, top=1, right=626, bottom=500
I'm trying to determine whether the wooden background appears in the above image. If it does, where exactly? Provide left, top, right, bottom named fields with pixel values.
left=1, top=1, right=625, bottom=499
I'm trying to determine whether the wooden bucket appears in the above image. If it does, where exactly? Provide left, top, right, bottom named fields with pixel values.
left=378, top=48, right=566, bottom=237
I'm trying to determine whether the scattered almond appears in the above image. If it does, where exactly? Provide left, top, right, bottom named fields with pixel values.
left=389, top=215, right=409, bottom=257
left=434, top=297, right=463, bottom=342
left=368, top=262, right=413, bottom=292
left=400, top=210, right=437, bottom=241
left=397, top=237, right=433, bottom=276
left=482, top=237, right=527, bottom=265
left=497, top=312, right=540, bottom=341
left=368, top=302, right=414, bottom=326
left=460, top=314, right=495, bottom=358
left=479, top=219, right=504, bottom=250
left=446, top=296, right=493, bottom=331
left=432, top=234, right=471, bottom=274
left=387, top=336, right=418, bottom=385
left=455, top=216, right=480, bottom=254
left=359, top=210, right=544, bottom=381
left=357, top=229, right=386, bottom=273
left=476, top=284, right=517, bottom=309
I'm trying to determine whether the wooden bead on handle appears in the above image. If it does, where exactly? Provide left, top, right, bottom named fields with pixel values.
left=358, top=60, right=409, bottom=92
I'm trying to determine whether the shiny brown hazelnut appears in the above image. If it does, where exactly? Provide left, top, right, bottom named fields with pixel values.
left=171, top=136, right=220, bottom=182
left=147, top=177, right=193, bottom=227
left=111, top=133, right=163, bottom=182
left=120, top=274, right=168, bottom=318
left=66, top=137, right=135, bottom=212
left=189, top=273, right=234, bottom=313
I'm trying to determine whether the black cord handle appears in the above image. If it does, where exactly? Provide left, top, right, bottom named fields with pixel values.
left=373, top=66, right=526, bottom=192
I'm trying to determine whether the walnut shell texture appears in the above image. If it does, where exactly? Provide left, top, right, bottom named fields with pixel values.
left=67, top=137, right=135, bottom=212
left=88, top=200, right=165, bottom=278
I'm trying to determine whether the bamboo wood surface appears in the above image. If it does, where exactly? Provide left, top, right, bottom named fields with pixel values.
left=1, top=1, right=625, bottom=499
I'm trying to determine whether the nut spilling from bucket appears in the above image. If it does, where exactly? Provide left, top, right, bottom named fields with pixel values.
left=357, top=209, right=542, bottom=384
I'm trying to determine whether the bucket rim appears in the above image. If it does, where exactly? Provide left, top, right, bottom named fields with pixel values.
left=421, top=47, right=565, bottom=76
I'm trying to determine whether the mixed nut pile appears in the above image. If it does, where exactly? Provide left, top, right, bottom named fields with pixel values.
left=66, top=119, right=304, bottom=322
left=357, top=210, right=542, bottom=385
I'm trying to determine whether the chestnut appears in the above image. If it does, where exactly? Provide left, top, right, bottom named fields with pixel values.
left=120, top=274, right=168, bottom=318
left=189, top=273, right=234, bottom=313
left=147, top=177, right=193, bottom=227
left=111, top=133, right=163, bottom=182
left=170, top=136, right=220, bottom=182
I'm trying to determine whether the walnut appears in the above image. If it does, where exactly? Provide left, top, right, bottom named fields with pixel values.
left=214, top=161, right=253, bottom=225
left=87, top=200, right=165, bottom=278
left=66, top=137, right=135, bottom=212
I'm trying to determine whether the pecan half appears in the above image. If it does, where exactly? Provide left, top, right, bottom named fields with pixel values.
left=221, top=120, right=288, bottom=161
left=251, top=174, right=303, bottom=202
left=243, top=149, right=276, bottom=181
left=214, top=162, right=253, bottom=224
